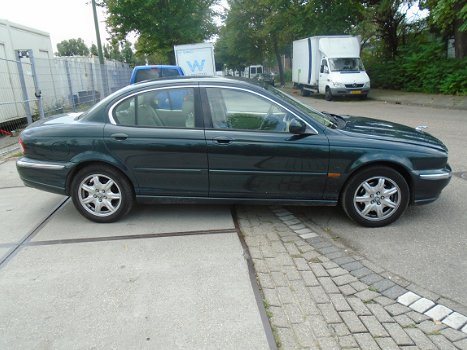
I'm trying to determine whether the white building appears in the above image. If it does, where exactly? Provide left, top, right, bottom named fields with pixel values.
left=0, top=19, right=130, bottom=127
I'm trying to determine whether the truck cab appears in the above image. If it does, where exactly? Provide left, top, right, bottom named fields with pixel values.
left=318, top=56, right=370, bottom=100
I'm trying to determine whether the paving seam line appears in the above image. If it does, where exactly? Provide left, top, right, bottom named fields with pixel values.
left=0, top=197, right=70, bottom=269
left=271, top=206, right=467, bottom=335
left=231, top=207, right=278, bottom=350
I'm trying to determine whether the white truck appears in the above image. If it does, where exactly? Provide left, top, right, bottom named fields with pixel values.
left=292, top=36, right=370, bottom=100
left=174, top=42, right=216, bottom=76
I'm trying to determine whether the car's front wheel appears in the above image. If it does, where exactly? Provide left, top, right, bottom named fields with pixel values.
left=71, top=165, right=134, bottom=223
left=341, top=166, right=409, bottom=227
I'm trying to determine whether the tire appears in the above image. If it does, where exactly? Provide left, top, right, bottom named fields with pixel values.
left=324, top=87, right=333, bottom=101
left=300, top=86, right=310, bottom=97
left=341, top=166, right=409, bottom=227
left=71, top=164, right=134, bottom=223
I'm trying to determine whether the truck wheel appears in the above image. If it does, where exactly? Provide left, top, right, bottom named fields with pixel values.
left=300, top=86, right=310, bottom=97
left=341, top=166, right=409, bottom=227
left=325, top=87, right=333, bottom=101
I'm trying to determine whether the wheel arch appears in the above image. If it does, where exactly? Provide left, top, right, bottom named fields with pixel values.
left=339, top=160, right=414, bottom=205
left=65, top=159, right=135, bottom=197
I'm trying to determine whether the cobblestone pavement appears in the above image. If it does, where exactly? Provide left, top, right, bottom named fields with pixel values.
left=237, top=206, right=467, bottom=350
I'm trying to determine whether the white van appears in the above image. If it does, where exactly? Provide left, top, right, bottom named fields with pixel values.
left=292, top=36, right=370, bottom=100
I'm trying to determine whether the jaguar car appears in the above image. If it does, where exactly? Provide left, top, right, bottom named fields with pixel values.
left=16, top=77, right=451, bottom=227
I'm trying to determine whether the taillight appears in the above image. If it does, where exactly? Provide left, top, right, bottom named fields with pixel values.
left=19, top=138, right=25, bottom=154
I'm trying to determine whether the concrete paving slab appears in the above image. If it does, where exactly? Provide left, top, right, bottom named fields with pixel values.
left=0, top=187, right=65, bottom=244
left=0, top=247, right=11, bottom=262
left=0, top=233, right=269, bottom=349
left=0, top=159, right=23, bottom=188
left=31, top=202, right=235, bottom=242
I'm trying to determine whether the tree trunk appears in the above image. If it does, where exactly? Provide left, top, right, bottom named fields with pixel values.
left=272, top=35, right=285, bottom=86
left=454, top=2, right=466, bottom=59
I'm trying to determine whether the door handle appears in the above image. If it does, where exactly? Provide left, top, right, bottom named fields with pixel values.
left=111, top=133, right=128, bottom=141
left=214, top=136, right=233, bottom=145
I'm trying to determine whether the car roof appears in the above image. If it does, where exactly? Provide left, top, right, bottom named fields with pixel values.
left=132, top=65, right=181, bottom=70
left=133, top=76, right=257, bottom=88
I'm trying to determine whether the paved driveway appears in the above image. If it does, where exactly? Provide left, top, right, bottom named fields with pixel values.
left=0, top=159, right=271, bottom=349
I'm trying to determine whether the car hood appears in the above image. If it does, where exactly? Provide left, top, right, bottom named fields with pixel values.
left=340, top=115, right=447, bottom=152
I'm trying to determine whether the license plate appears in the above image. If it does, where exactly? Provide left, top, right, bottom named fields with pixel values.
left=350, top=90, right=362, bottom=95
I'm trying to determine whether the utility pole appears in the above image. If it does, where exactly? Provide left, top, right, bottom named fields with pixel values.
left=91, top=0, right=109, bottom=96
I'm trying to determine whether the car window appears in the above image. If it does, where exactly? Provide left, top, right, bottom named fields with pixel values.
left=206, top=88, right=292, bottom=132
left=161, top=68, right=181, bottom=77
left=135, top=68, right=161, bottom=82
left=113, top=87, right=195, bottom=128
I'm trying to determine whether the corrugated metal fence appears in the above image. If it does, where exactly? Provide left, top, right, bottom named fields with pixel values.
left=0, top=51, right=131, bottom=138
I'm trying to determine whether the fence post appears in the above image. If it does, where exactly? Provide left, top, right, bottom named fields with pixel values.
left=27, top=49, right=45, bottom=120
left=64, top=60, right=76, bottom=112
left=15, top=50, right=33, bottom=125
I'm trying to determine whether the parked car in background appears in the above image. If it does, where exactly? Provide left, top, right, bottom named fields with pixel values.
left=255, top=72, right=275, bottom=86
left=129, top=65, right=184, bottom=84
left=16, top=77, right=451, bottom=227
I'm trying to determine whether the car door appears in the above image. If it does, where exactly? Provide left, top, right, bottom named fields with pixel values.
left=319, top=58, right=329, bottom=94
left=202, top=86, right=329, bottom=200
left=103, top=86, right=208, bottom=197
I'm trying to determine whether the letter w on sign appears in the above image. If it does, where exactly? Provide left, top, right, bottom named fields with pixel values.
left=187, top=59, right=206, bottom=73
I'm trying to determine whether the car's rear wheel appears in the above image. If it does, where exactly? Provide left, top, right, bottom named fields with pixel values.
left=71, top=165, right=134, bottom=223
left=341, top=166, right=409, bottom=227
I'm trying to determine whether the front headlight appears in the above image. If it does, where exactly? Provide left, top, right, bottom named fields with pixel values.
left=363, top=81, right=371, bottom=88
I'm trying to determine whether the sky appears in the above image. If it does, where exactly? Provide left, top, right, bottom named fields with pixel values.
left=1, top=0, right=110, bottom=50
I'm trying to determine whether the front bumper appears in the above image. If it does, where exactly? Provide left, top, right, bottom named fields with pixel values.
left=412, top=166, right=452, bottom=205
left=330, top=87, right=370, bottom=97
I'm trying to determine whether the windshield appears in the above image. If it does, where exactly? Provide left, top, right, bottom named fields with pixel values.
left=266, top=86, right=335, bottom=128
left=329, top=58, right=365, bottom=72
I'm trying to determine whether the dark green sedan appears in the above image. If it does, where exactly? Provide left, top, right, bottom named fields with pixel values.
left=16, top=77, right=451, bottom=227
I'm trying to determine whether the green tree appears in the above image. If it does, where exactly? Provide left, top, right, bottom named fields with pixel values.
left=102, top=0, right=218, bottom=63
left=90, top=44, right=98, bottom=57
left=56, top=38, right=90, bottom=56
left=217, top=0, right=364, bottom=84
left=121, top=40, right=135, bottom=64
left=421, top=0, right=467, bottom=58
left=361, top=0, right=415, bottom=60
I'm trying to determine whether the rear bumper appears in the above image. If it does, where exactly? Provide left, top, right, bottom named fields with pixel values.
left=16, top=157, right=70, bottom=195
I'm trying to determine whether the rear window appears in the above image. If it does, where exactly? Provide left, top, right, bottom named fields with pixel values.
left=161, top=69, right=181, bottom=77
left=135, top=68, right=161, bottom=83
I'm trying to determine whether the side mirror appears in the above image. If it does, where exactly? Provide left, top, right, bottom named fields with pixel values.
left=320, top=65, right=324, bottom=73
left=289, top=119, right=306, bottom=134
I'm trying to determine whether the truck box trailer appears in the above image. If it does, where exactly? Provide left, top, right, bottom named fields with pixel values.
left=174, top=43, right=216, bottom=76
left=292, top=36, right=370, bottom=100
